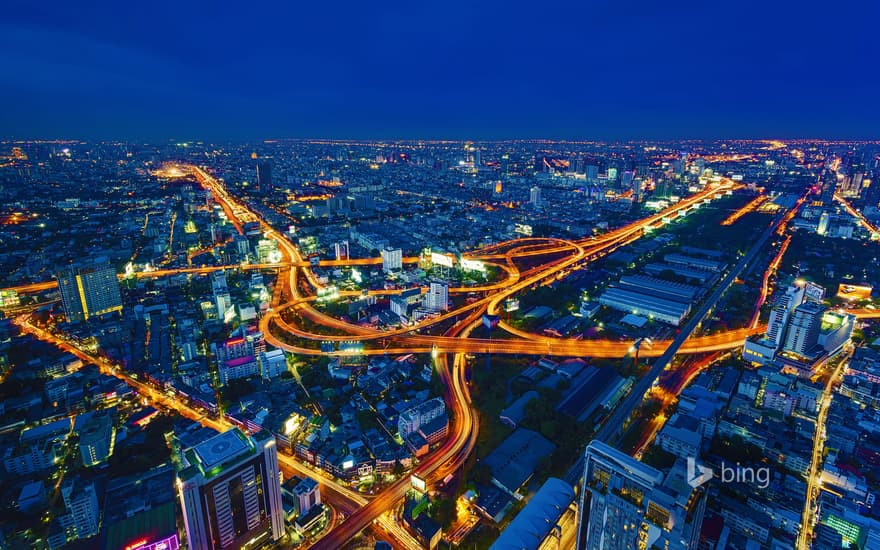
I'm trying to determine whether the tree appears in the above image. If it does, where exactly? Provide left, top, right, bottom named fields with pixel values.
left=471, top=463, right=492, bottom=486
left=430, top=497, right=456, bottom=528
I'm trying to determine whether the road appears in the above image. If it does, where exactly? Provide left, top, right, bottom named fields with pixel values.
left=797, top=348, right=851, bottom=549
left=10, top=163, right=829, bottom=548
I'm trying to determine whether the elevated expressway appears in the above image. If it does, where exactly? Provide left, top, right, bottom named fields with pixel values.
left=15, top=164, right=872, bottom=548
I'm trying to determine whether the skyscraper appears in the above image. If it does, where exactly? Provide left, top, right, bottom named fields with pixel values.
left=256, top=161, right=273, bottom=194
left=765, top=283, right=806, bottom=348
left=58, top=479, right=101, bottom=542
left=381, top=247, right=403, bottom=273
left=425, top=281, right=449, bottom=311
left=176, top=428, right=284, bottom=550
left=783, top=301, right=826, bottom=357
left=577, top=440, right=706, bottom=550
left=334, top=240, right=350, bottom=261
left=530, top=186, right=542, bottom=208
left=57, top=257, right=123, bottom=323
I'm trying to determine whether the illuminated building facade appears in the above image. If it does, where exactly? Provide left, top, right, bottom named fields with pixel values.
left=176, top=429, right=284, bottom=550
left=57, top=257, right=122, bottom=322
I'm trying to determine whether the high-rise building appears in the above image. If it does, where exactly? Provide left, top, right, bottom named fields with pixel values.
left=256, top=161, right=272, bottom=194
left=530, top=186, right=542, bottom=208
left=817, top=211, right=831, bottom=235
left=176, top=429, right=284, bottom=550
left=783, top=301, right=826, bottom=357
left=58, top=479, right=101, bottom=542
left=101, top=465, right=180, bottom=550
left=57, top=257, right=123, bottom=322
left=334, top=240, right=350, bottom=261
left=398, top=397, right=446, bottom=439
left=259, top=348, right=287, bottom=379
left=212, top=272, right=232, bottom=321
left=292, top=477, right=320, bottom=515
left=577, top=440, right=706, bottom=550
left=214, top=335, right=259, bottom=385
left=425, top=281, right=449, bottom=311
left=78, top=413, right=115, bottom=467
left=381, top=247, right=403, bottom=273
left=765, top=283, right=806, bottom=348
left=819, top=170, right=838, bottom=206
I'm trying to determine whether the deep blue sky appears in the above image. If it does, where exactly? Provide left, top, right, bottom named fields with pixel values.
left=2, top=1, right=878, bottom=140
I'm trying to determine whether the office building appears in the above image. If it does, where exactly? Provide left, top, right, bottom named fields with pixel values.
left=176, top=428, right=284, bottom=550
left=215, top=335, right=259, bottom=385
left=334, top=240, right=349, bottom=261
left=818, top=310, right=856, bottom=355
left=101, top=465, right=180, bottom=550
left=766, top=283, right=806, bottom=347
left=381, top=247, right=403, bottom=273
left=78, top=413, right=115, bottom=467
left=577, top=441, right=706, bottom=550
left=58, top=479, right=101, bottom=542
left=57, top=257, right=122, bottom=322
left=817, top=211, right=831, bottom=235
left=260, top=348, right=287, bottom=379
left=256, top=161, right=272, bottom=194
left=212, top=271, right=233, bottom=321
left=293, top=477, right=320, bottom=515
left=530, top=186, right=542, bottom=208
left=398, top=398, right=446, bottom=439
left=783, top=301, right=826, bottom=357
left=425, top=281, right=448, bottom=311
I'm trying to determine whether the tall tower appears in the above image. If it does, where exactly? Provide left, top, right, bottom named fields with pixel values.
left=783, top=301, right=826, bottom=356
left=56, top=257, right=123, bottom=323
left=530, top=186, right=542, bottom=208
left=576, top=440, right=706, bottom=550
left=256, top=161, right=273, bottom=194
left=425, top=281, right=449, bottom=311
left=176, top=429, right=284, bottom=550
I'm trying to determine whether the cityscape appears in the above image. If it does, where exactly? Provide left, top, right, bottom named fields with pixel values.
left=3, top=3, right=880, bottom=550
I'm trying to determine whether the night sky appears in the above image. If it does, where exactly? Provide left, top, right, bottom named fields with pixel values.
left=2, top=1, right=878, bottom=140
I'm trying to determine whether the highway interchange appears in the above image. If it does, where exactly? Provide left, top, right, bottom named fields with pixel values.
left=6, top=164, right=878, bottom=548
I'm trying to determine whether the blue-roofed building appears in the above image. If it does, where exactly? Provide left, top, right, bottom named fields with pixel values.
left=483, top=428, right=556, bottom=498
left=489, top=477, right=575, bottom=550
left=555, top=367, right=621, bottom=422
left=500, top=391, right=539, bottom=428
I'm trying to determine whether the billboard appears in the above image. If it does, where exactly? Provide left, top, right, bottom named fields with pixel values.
left=460, top=258, right=486, bottom=272
left=804, top=282, right=826, bottom=302
left=837, top=284, right=873, bottom=301
left=0, top=290, right=19, bottom=308
left=431, top=252, right=454, bottom=268
left=482, top=314, right=500, bottom=330
left=504, top=298, right=520, bottom=312
left=411, top=475, right=427, bottom=493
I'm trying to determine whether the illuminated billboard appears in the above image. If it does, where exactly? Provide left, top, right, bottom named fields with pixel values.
left=460, top=258, right=486, bottom=272
left=0, top=290, right=19, bottom=308
left=804, top=282, right=826, bottom=301
left=411, top=475, right=427, bottom=493
left=123, top=534, right=180, bottom=550
left=837, top=284, right=873, bottom=301
left=504, top=298, right=520, bottom=312
left=431, top=252, right=454, bottom=268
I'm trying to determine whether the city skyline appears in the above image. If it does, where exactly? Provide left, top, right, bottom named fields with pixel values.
left=2, top=2, right=880, bottom=548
